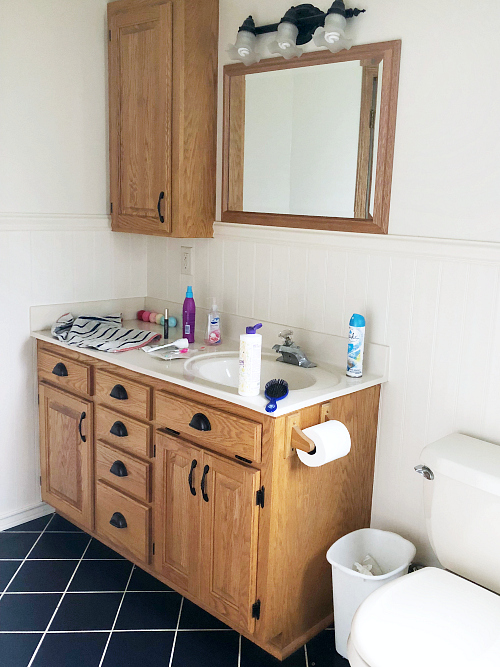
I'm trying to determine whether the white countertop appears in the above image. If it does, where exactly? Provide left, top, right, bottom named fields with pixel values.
left=32, top=320, right=387, bottom=417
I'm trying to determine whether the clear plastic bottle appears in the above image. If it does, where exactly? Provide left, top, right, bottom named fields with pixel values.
left=205, top=298, right=221, bottom=345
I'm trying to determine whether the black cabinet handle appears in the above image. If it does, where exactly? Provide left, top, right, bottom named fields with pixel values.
left=110, top=460, right=128, bottom=477
left=201, top=464, right=209, bottom=502
left=109, top=512, right=127, bottom=529
left=78, top=412, right=86, bottom=443
left=188, top=459, right=197, bottom=496
left=52, top=362, right=68, bottom=377
left=110, top=384, right=128, bottom=400
left=157, top=191, right=165, bottom=223
left=189, top=413, right=211, bottom=432
left=110, top=421, right=128, bottom=438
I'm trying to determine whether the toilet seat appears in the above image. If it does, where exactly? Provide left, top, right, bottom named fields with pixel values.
left=348, top=567, right=500, bottom=667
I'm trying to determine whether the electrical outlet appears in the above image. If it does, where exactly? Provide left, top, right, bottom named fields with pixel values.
left=181, top=246, right=193, bottom=276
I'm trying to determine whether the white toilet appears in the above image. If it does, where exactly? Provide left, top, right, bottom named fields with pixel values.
left=347, top=432, right=500, bottom=667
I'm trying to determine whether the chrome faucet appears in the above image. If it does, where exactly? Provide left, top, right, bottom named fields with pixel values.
left=272, top=330, right=317, bottom=368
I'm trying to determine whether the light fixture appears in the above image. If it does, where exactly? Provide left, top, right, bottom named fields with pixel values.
left=269, top=8, right=304, bottom=60
left=313, top=0, right=352, bottom=53
left=227, top=16, right=261, bottom=66
left=228, top=2, right=365, bottom=66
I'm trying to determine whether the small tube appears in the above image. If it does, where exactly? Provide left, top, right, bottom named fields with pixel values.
left=163, top=308, right=169, bottom=340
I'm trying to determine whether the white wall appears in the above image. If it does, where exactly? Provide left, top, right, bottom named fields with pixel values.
left=0, top=0, right=147, bottom=527
left=148, top=0, right=500, bottom=562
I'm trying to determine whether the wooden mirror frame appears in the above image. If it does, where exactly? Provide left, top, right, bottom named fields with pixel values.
left=221, top=40, right=401, bottom=234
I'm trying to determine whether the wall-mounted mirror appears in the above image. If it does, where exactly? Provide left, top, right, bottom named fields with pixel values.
left=222, top=40, right=401, bottom=234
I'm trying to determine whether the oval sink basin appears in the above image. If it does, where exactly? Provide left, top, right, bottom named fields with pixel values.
left=184, top=351, right=317, bottom=391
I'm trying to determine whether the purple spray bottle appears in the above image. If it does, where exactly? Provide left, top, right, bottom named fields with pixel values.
left=182, top=286, right=196, bottom=343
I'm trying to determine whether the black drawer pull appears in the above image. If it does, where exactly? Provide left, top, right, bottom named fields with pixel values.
left=110, top=384, right=128, bottom=400
left=110, top=421, right=128, bottom=438
left=201, top=464, right=210, bottom=502
left=110, top=460, right=128, bottom=477
left=188, top=459, right=197, bottom=496
left=52, top=362, right=68, bottom=377
left=189, top=413, right=211, bottom=432
left=109, top=512, right=127, bottom=529
left=157, top=191, right=165, bottom=223
left=78, top=412, right=86, bottom=443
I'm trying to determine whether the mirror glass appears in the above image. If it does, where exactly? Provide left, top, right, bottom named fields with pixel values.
left=228, top=58, right=382, bottom=219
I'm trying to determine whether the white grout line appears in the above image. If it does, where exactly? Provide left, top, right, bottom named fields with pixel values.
left=0, top=514, right=56, bottom=601
left=26, top=537, right=93, bottom=667
left=2, top=589, right=176, bottom=595
left=0, top=628, right=233, bottom=634
left=237, top=633, right=242, bottom=667
left=0, top=558, right=125, bottom=562
left=304, top=642, right=309, bottom=667
left=167, top=596, right=184, bottom=667
left=98, top=564, right=136, bottom=667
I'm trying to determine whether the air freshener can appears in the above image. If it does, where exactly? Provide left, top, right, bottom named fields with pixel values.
left=346, top=314, right=365, bottom=378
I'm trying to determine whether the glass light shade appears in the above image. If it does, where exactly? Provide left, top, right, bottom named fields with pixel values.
left=227, top=30, right=261, bottom=66
left=313, top=13, right=352, bottom=53
left=269, top=22, right=302, bottom=60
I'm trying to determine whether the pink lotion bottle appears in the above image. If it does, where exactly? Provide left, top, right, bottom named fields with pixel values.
left=182, top=286, right=196, bottom=343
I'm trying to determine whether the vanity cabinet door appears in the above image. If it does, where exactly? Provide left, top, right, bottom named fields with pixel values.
left=38, top=384, right=93, bottom=530
left=199, top=453, right=261, bottom=633
left=154, top=433, right=202, bottom=596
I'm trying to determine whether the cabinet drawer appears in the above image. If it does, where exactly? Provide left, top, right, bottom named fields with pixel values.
left=96, top=405, right=152, bottom=458
left=96, top=441, right=151, bottom=504
left=38, top=349, right=91, bottom=396
left=95, top=481, right=151, bottom=564
left=95, top=370, right=151, bottom=421
left=156, top=392, right=262, bottom=463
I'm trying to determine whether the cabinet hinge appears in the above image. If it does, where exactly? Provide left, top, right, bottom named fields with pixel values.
left=152, top=543, right=155, bottom=555
left=109, top=30, right=111, bottom=41
left=369, top=108, right=376, bottom=129
left=110, top=202, right=113, bottom=213
left=153, top=444, right=156, bottom=457
left=39, top=475, right=42, bottom=487
left=251, top=599, right=261, bottom=620
left=256, top=486, right=265, bottom=508
left=37, top=393, right=39, bottom=405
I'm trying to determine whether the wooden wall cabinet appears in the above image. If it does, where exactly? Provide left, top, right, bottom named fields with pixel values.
left=108, top=0, right=218, bottom=238
left=37, top=340, right=380, bottom=661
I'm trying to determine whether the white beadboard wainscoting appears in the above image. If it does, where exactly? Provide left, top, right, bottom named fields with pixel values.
left=148, top=222, right=500, bottom=562
left=0, top=214, right=148, bottom=530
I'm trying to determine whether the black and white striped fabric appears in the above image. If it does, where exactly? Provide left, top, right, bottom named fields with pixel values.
left=51, top=313, right=161, bottom=353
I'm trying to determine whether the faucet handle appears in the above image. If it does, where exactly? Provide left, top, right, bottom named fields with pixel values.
left=278, top=329, right=294, bottom=346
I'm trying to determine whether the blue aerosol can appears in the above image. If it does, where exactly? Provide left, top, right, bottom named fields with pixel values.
left=346, top=314, right=365, bottom=377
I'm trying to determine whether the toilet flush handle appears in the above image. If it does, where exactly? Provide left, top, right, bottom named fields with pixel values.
left=414, top=464, right=434, bottom=481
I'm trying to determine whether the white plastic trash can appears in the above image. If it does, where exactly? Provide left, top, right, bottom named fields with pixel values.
left=326, top=528, right=416, bottom=658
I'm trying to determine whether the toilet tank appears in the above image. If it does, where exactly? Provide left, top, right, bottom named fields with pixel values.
left=420, top=433, right=500, bottom=594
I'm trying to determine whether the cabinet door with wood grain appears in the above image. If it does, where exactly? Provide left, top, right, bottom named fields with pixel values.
left=200, top=453, right=261, bottom=634
left=38, top=384, right=93, bottom=530
left=108, top=0, right=173, bottom=235
left=154, top=433, right=202, bottom=596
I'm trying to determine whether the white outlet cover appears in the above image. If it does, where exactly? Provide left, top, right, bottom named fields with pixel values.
left=181, top=246, right=193, bottom=276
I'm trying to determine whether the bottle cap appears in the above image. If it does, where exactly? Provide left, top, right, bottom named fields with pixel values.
left=186, top=286, right=193, bottom=298
left=349, top=314, right=365, bottom=327
left=246, top=323, right=262, bottom=334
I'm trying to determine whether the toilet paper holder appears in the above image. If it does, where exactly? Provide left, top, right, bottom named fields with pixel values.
left=285, top=402, right=333, bottom=458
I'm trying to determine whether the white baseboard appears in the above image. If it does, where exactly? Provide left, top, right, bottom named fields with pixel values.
left=0, top=502, right=54, bottom=532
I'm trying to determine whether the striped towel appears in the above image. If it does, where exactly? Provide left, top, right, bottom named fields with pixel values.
left=51, top=313, right=161, bottom=353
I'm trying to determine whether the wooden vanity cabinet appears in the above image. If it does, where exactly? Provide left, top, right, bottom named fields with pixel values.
left=108, top=0, right=218, bottom=238
left=36, top=339, right=380, bottom=661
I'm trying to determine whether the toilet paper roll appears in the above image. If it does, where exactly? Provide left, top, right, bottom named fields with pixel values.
left=297, top=420, right=351, bottom=467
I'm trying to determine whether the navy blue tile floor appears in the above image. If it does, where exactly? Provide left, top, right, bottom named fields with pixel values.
left=0, top=513, right=349, bottom=666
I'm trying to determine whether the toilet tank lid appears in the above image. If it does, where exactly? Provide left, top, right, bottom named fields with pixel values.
left=421, top=433, right=500, bottom=496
